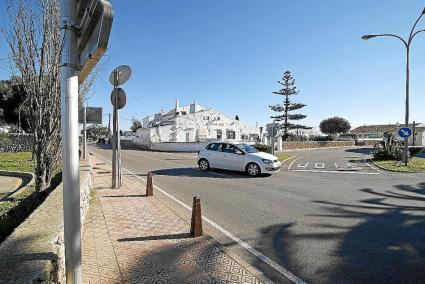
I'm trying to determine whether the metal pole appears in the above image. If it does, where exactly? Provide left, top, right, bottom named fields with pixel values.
left=111, top=70, right=119, bottom=188
left=60, top=0, right=82, bottom=282
left=117, top=108, right=122, bottom=187
left=413, top=121, right=416, bottom=146
left=271, top=121, right=275, bottom=155
left=112, top=94, right=117, bottom=187
left=404, top=47, right=410, bottom=165
left=82, top=104, right=87, bottom=159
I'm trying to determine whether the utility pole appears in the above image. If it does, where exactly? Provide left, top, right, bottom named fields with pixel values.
left=60, top=0, right=81, bottom=282
left=108, top=113, right=111, bottom=136
left=82, top=103, right=87, bottom=159
left=413, top=120, right=416, bottom=146
left=362, top=8, right=425, bottom=165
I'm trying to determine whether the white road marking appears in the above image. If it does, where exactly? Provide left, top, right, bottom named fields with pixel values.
left=288, top=154, right=312, bottom=170
left=91, top=151, right=306, bottom=284
left=293, top=169, right=381, bottom=175
left=363, top=158, right=387, bottom=175
left=314, top=163, right=325, bottom=169
left=297, top=162, right=309, bottom=168
left=334, top=163, right=339, bottom=168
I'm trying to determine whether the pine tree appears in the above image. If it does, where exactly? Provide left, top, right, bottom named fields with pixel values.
left=269, top=71, right=311, bottom=140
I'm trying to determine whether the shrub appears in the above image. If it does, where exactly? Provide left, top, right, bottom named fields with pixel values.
left=309, top=135, right=333, bottom=141
left=373, top=134, right=404, bottom=160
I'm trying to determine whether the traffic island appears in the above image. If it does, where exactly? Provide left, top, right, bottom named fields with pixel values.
left=372, top=157, right=425, bottom=173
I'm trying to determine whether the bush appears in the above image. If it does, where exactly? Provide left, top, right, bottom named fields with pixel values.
left=309, top=135, right=333, bottom=141
left=373, top=134, right=404, bottom=161
left=253, top=144, right=271, bottom=153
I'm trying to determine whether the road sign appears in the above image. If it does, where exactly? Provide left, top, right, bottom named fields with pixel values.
left=78, top=107, right=102, bottom=124
left=77, top=0, right=114, bottom=84
left=398, top=127, right=412, bottom=138
left=110, top=88, right=127, bottom=109
left=109, top=65, right=132, bottom=86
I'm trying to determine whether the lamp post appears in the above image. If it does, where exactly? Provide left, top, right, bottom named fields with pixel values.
left=362, top=7, right=425, bottom=166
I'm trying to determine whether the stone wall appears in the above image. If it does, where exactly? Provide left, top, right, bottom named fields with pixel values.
left=0, top=133, right=33, bottom=153
left=282, top=140, right=355, bottom=150
left=0, top=159, right=93, bottom=283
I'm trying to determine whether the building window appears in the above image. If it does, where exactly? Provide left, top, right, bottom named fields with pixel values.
left=216, top=130, right=222, bottom=140
left=227, top=130, right=236, bottom=140
left=217, top=117, right=220, bottom=120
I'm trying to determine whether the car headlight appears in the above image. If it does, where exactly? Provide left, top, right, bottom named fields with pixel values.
left=262, top=159, right=273, bottom=164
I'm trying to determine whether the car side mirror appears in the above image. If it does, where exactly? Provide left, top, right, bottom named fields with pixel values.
left=235, top=150, right=244, bottom=155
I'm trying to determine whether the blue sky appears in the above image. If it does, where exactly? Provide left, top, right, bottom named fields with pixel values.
left=1, top=0, right=425, bottom=130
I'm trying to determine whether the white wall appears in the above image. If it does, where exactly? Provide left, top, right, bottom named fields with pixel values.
left=150, top=142, right=206, bottom=152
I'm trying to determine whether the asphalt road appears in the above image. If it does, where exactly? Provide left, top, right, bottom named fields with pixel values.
left=89, top=145, right=425, bottom=284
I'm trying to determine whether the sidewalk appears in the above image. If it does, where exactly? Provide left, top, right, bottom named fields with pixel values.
left=82, top=156, right=268, bottom=284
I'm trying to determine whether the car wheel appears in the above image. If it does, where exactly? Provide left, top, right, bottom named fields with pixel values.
left=199, top=159, right=210, bottom=171
left=246, top=162, right=261, bottom=176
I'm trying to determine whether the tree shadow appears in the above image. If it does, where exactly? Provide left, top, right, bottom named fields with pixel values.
left=115, top=236, right=262, bottom=283
left=252, top=182, right=425, bottom=283
left=117, top=233, right=190, bottom=242
left=0, top=234, right=61, bottom=283
left=345, top=147, right=374, bottom=154
left=151, top=167, right=257, bottom=179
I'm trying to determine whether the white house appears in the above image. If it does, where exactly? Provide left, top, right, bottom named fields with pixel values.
left=133, top=100, right=260, bottom=148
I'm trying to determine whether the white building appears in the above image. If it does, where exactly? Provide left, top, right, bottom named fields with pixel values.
left=133, top=100, right=260, bottom=148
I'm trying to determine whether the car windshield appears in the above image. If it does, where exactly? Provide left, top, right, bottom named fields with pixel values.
left=236, top=144, right=258, bottom=153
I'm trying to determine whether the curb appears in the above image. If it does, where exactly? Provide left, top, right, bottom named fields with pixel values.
left=370, top=159, right=425, bottom=174
left=0, top=170, right=34, bottom=200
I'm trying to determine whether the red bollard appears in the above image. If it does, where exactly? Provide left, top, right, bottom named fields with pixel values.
left=190, top=196, right=203, bottom=237
left=146, top=172, right=153, bottom=196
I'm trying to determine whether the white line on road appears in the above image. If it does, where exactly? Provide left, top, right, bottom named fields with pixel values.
left=293, top=169, right=381, bottom=175
left=334, top=163, right=339, bottom=168
left=314, top=163, right=325, bottom=169
left=297, top=162, right=309, bottom=168
left=91, top=151, right=306, bottom=284
left=288, top=154, right=312, bottom=170
left=363, top=158, right=387, bottom=175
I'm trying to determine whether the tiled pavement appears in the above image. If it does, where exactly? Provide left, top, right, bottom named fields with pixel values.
left=82, top=156, right=267, bottom=284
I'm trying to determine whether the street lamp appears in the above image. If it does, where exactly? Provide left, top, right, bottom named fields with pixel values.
left=362, top=7, right=425, bottom=165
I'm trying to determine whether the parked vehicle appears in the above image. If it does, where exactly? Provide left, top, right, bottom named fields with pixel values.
left=197, top=142, right=281, bottom=176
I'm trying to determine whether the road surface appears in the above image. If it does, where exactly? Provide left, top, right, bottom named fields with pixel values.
left=89, top=145, right=425, bottom=283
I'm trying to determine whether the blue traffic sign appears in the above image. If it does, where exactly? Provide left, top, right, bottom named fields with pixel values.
left=398, top=127, right=412, bottom=138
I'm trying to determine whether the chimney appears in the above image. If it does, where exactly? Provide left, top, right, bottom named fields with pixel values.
left=176, top=99, right=180, bottom=116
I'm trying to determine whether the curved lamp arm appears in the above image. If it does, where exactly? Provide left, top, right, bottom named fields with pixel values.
left=362, top=33, right=408, bottom=48
left=410, top=29, right=425, bottom=41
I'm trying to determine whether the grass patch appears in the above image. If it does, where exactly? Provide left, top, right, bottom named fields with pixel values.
left=89, top=189, right=97, bottom=204
left=0, top=152, right=34, bottom=172
left=373, top=157, right=425, bottom=172
left=0, top=170, right=62, bottom=243
left=277, top=153, right=292, bottom=162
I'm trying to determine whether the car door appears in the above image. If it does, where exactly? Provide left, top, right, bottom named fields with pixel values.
left=204, top=143, right=223, bottom=168
left=222, top=144, right=245, bottom=171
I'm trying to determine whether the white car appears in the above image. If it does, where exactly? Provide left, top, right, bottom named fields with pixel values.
left=197, top=142, right=281, bottom=176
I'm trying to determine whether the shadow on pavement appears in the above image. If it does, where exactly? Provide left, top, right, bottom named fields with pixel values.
left=344, top=147, right=374, bottom=155
left=151, top=167, right=254, bottom=179
left=251, top=182, right=425, bottom=283
left=117, top=233, right=190, bottom=242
